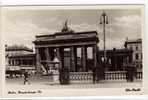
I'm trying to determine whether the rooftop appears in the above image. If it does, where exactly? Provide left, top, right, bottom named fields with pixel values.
left=99, top=48, right=133, bottom=53
left=125, top=38, right=142, bottom=44
left=5, top=45, right=33, bottom=52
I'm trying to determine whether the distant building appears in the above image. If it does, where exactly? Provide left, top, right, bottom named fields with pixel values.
left=5, top=45, right=36, bottom=71
left=99, top=48, right=133, bottom=71
left=99, top=38, right=142, bottom=71
left=124, top=38, right=142, bottom=71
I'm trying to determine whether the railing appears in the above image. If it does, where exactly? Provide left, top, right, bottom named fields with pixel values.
left=69, top=71, right=142, bottom=81
left=105, top=71, right=126, bottom=80
left=70, top=72, right=93, bottom=81
left=105, top=71, right=142, bottom=80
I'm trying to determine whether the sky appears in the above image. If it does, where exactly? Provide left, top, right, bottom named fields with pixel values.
left=2, top=7, right=142, bottom=51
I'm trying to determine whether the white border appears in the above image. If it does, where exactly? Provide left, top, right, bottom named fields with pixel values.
left=0, top=0, right=148, bottom=99
left=1, top=0, right=145, bottom=5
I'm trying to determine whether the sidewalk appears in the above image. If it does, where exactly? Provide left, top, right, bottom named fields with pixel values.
left=6, top=75, right=142, bottom=89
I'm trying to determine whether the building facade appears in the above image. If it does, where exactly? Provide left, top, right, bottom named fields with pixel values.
left=124, top=38, right=142, bottom=71
left=5, top=45, right=36, bottom=71
left=99, top=48, right=133, bottom=71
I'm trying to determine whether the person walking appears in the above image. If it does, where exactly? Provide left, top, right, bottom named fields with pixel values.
left=126, top=64, right=135, bottom=82
left=23, top=70, right=30, bottom=85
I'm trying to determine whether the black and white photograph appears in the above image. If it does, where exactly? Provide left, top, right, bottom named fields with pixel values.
left=1, top=5, right=145, bottom=97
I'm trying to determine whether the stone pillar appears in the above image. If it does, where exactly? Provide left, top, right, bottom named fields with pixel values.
left=56, top=48, right=62, bottom=68
left=45, top=48, right=52, bottom=73
left=10, top=59, right=12, bottom=66
left=20, top=59, right=22, bottom=66
left=45, top=48, right=52, bottom=63
left=12, top=60, right=13, bottom=66
left=16, top=59, right=18, bottom=65
left=14, top=59, right=16, bottom=66
left=82, top=45, right=87, bottom=71
left=93, top=45, right=97, bottom=68
left=17, top=59, right=19, bottom=65
left=56, top=48, right=60, bottom=60
left=47, top=48, right=51, bottom=60
left=113, top=49, right=117, bottom=71
left=9, top=58, right=12, bottom=66
left=115, top=55, right=117, bottom=70
left=35, top=48, right=41, bottom=73
left=71, top=46, right=77, bottom=72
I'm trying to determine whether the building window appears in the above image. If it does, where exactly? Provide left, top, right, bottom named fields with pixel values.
left=135, top=53, right=139, bottom=60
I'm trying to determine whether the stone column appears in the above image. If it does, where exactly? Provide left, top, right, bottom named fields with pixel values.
left=56, top=48, right=62, bottom=68
left=46, top=48, right=51, bottom=60
left=11, top=59, right=13, bottom=66
left=93, top=45, right=97, bottom=68
left=9, top=58, right=12, bottom=66
left=114, top=55, right=117, bottom=71
left=45, top=48, right=51, bottom=62
left=18, top=59, right=20, bottom=65
left=82, top=45, right=87, bottom=71
left=45, top=48, right=52, bottom=73
left=56, top=48, right=60, bottom=60
left=16, top=59, right=18, bottom=65
left=14, top=59, right=16, bottom=66
left=71, top=46, right=77, bottom=72
left=20, top=59, right=22, bottom=66
left=35, top=48, right=41, bottom=73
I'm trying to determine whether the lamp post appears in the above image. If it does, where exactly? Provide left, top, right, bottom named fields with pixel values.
left=100, top=12, right=108, bottom=70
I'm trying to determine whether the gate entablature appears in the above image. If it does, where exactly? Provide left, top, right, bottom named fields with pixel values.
left=34, top=31, right=99, bottom=47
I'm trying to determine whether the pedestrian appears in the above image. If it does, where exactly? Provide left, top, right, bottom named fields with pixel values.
left=133, top=66, right=137, bottom=79
left=23, top=70, right=30, bottom=85
left=126, top=64, right=135, bottom=82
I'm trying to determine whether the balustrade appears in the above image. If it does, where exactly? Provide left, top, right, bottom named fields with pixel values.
left=69, top=71, right=142, bottom=81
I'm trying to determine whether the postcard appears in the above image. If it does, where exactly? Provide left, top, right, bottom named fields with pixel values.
left=0, top=5, right=147, bottom=98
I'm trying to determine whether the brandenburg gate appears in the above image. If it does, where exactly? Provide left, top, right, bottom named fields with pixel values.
left=33, top=23, right=99, bottom=74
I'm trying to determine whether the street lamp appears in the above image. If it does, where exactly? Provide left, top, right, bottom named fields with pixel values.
left=100, top=12, right=108, bottom=70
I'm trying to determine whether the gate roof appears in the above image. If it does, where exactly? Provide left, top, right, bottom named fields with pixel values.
left=33, top=31, right=99, bottom=47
